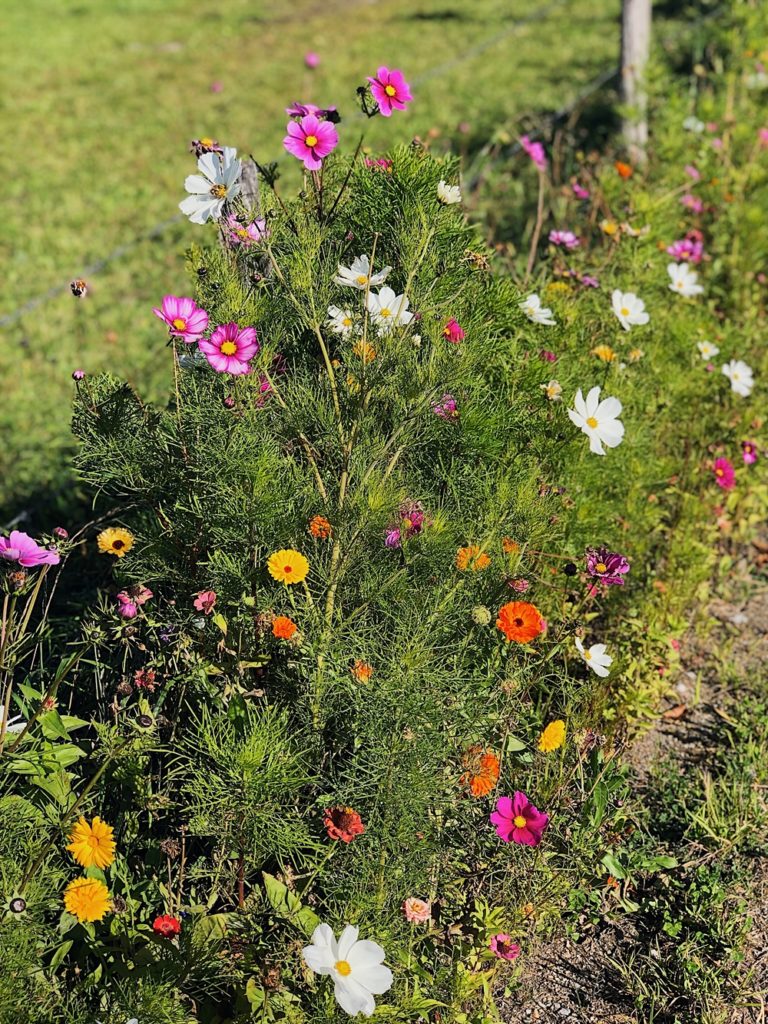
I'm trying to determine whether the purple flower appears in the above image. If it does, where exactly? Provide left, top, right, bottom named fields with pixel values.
left=538, top=349, right=557, bottom=363
left=742, top=440, right=758, bottom=465
left=384, top=528, right=402, bottom=549
left=0, top=531, right=60, bottom=568
left=666, top=237, right=704, bottom=263
left=433, top=394, right=458, bottom=421
left=585, top=547, right=630, bottom=586
left=399, top=500, right=426, bottom=538
left=285, top=101, right=339, bottom=121
left=520, top=135, right=547, bottom=172
left=572, top=182, right=590, bottom=200
left=684, top=164, right=701, bottom=181
left=581, top=274, right=600, bottom=289
left=548, top=230, right=580, bottom=250
left=681, top=194, right=704, bottom=213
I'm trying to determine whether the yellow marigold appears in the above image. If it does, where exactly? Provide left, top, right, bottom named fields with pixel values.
left=97, top=527, right=134, bottom=558
left=538, top=720, right=566, bottom=753
left=455, top=545, right=491, bottom=571
left=501, top=538, right=520, bottom=555
left=308, top=515, right=333, bottom=539
left=352, top=340, right=376, bottom=362
left=63, top=877, right=111, bottom=923
left=545, top=281, right=571, bottom=294
left=67, top=816, right=116, bottom=869
left=591, top=344, right=616, bottom=363
left=600, top=219, right=618, bottom=236
left=351, top=660, right=373, bottom=683
left=267, top=549, right=309, bottom=585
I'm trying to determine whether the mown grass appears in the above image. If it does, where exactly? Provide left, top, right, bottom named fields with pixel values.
left=0, top=0, right=628, bottom=515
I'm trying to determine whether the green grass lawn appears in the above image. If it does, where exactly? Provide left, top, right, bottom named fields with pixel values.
left=0, top=0, right=622, bottom=517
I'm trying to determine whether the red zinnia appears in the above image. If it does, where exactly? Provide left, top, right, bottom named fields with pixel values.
left=323, top=806, right=365, bottom=843
left=152, top=914, right=181, bottom=938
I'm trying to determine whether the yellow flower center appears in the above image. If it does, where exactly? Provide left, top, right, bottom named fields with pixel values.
left=677, top=280, right=683, bottom=289
left=595, top=562, right=607, bottom=573
left=715, top=468, right=723, bottom=477
left=356, top=274, right=368, bottom=285
left=335, top=960, right=352, bottom=976
left=220, top=341, right=238, bottom=355
left=620, top=307, right=630, bottom=317
left=172, top=318, right=187, bottom=330
left=584, top=649, right=592, bottom=660
left=200, top=137, right=215, bottom=147
left=586, top=416, right=598, bottom=428
left=210, top=184, right=228, bottom=199
left=237, top=228, right=251, bottom=239
left=379, top=307, right=392, bottom=318
left=305, top=134, right=318, bottom=147
left=513, top=815, right=527, bottom=828
left=385, top=84, right=397, bottom=96
left=343, top=317, right=352, bottom=327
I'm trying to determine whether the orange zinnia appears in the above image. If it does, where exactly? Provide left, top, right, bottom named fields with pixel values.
left=614, top=160, right=633, bottom=179
left=501, top=537, right=520, bottom=554
left=351, top=660, right=373, bottom=683
left=272, top=615, right=298, bottom=639
left=496, top=601, right=544, bottom=643
left=461, top=745, right=500, bottom=797
left=308, top=515, right=332, bottom=539
left=455, top=545, right=491, bottom=572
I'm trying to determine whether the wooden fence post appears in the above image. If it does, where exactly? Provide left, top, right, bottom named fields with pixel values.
left=620, top=0, right=652, bottom=165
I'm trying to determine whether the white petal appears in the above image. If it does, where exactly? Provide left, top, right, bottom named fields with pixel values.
left=585, top=386, right=601, bottom=416
left=184, top=174, right=211, bottom=195
left=352, top=962, right=393, bottom=995
left=596, top=396, right=622, bottom=418
left=197, top=151, right=221, bottom=181
left=588, top=432, right=606, bottom=455
left=335, top=978, right=375, bottom=1017
left=337, top=926, right=360, bottom=961
left=573, top=389, right=586, bottom=418
left=567, top=408, right=585, bottom=430
left=348, top=940, right=386, bottom=970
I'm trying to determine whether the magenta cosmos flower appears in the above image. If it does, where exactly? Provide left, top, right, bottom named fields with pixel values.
left=520, top=135, right=547, bottom=172
left=153, top=295, right=209, bottom=343
left=548, top=230, right=580, bottom=250
left=585, top=547, right=630, bottom=586
left=283, top=114, right=338, bottom=171
left=713, top=457, right=735, bottom=490
left=742, top=440, right=758, bottom=465
left=433, top=394, right=458, bottom=420
left=490, top=934, right=521, bottom=961
left=443, top=318, right=465, bottom=344
left=199, top=323, right=259, bottom=375
left=368, top=66, right=413, bottom=117
left=0, top=531, right=60, bottom=568
left=666, top=237, right=704, bottom=264
left=225, top=214, right=269, bottom=247
left=490, top=792, right=549, bottom=847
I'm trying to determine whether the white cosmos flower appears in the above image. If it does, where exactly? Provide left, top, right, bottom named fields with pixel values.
left=541, top=379, right=562, bottom=401
left=568, top=386, right=624, bottom=456
left=437, top=179, right=462, bottom=205
left=722, top=359, right=754, bottom=397
left=366, top=287, right=414, bottom=334
left=683, top=116, right=705, bottom=133
left=334, top=255, right=391, bottom=290
left=520, top=293, right=556, bottom=325
left=575, top=637, right=612, bottom=677
left=179, top=147, right=241, bottom=224
left=327, top=305, right=355, bottom=337
left=697, top=340, right=719, bottom=359
left=0, top=705, right=26, bottom=734
left=302, top=924, right=393, bottom=1018
left=668, top=262, right=703, bottom=297
left=612, top=289, right=649, bottom=331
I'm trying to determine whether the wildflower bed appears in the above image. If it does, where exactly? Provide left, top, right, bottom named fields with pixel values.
left=1, top=6, right=767, bottom=1023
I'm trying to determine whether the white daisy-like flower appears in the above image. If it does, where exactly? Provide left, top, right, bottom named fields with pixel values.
left=722, top=359, right=754, bottom=397
left=541, top=379, right=562, bottom=401
left=327, top=305, right=355, bottom=337
left=611, top=289, right=649, bottom=331
left=668, top=262, right=703, bottom=298
left=697, top=340, right=719, bottom=359
left=520, top=293, right=556, bottom=326
left=437, top=179, right=462, bottom=205
left=682, top=116, right=705, bottom=133
left=567, top=386, right=624, bottom=456
left=179, top=147, right=241, bottom=224
left=334, top=255, right=391, bottom=290
left=302, top=923, right=393, bottom=1018
left=366, top=287, right=414, bottom=334
left=575, top=637, right=612, bottom=677
left=0, top=705, right=26, bottom=735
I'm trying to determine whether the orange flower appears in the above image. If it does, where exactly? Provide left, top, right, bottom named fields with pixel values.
left=501, top=538, right=519, bottom=554
left=272, top=615, right=297, bottom=639
left=353, top=340, right=376, bottom=362
left=455, top=545, right=491, bottom=571
left=461, top=745, right=500, bottom=797
left=351, top=660, right=373, bottom=683
left=496, top=601, right=545, bottom=643
left=308, top=515, right=332, bottom=539
left=615, top=160, right=633, bottom=179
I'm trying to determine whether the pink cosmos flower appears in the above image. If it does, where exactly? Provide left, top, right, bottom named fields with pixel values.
left=0, top=531, right=60, bottom=568
left=153, top=296, right=209, bottom=344
left=283, top=114, right=338, bottom=171
left=402, top=897, right=431, bottom=924
left=194, top=590, right=217, bottom=614
left=538, top=349, right=557, bottom=363
left=586, top=547, right=630, bottom=586
left=490, top=934, right=521, bottom=961
left=548, top=230, right=580, bottom=250
left=741, top=440, right=758, bottom=465
left=713, top=457, right=735, bottom=490
left=759, top=128, right=768, bottom=147
left=367, top=66, right=412, bottom=117
left=572, top=182, right=589, bottom=200
left=364, top=156, right=394, bottom=173
left=116, top=584, right=153, bottom=620
left=210, top=81, right=223, bottom=93
left=666, top=237, right=704, bottom=264
left=433, top=394, right=458, bottom=420
left=490, top=792, right=549, bottom=847
left=443, top=318, right=465, bottom=344
left=225, top=214, right=269, bottom=247
left=684, top=164, right=701, bottom=181
left=520, top=135, right=547, bottom=172
left=304, top=51, right=320, bottom=69
left=199, top=323, right=259, bottom=375
left=581, top=274, right=600, bottom=289
left=285, top=101, right=338, bottom=121
left=681, top=194, right=704, bottom=213
left=509, top=578, right=530, bottom=593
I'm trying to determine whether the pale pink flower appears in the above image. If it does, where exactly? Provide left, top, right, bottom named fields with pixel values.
left=193, top=591, right=217, bottom=614
left=304, top=52, right=320, bottom=69
left=402, top=897, right=431, bottom=924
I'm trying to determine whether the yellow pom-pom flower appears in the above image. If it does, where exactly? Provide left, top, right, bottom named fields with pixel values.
left=97, top=527, right=134, bottom=558
left=267, top=549, right=309, bottom=585
left=66, top=816, right=116, bottom=869
left=538, top=720, right=566, bottom=753
left=63, top=877, right=111, bottom=923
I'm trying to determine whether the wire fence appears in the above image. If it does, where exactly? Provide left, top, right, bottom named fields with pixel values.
left=0, top=0, right=602, bottom=331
